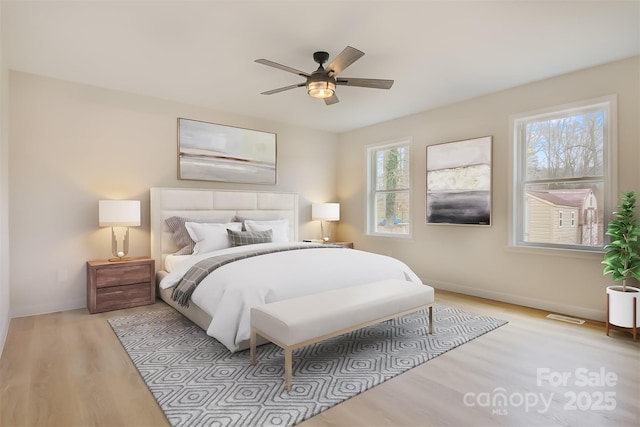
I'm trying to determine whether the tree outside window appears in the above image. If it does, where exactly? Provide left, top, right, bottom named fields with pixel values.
left=367, top=140, right=411, bottom=237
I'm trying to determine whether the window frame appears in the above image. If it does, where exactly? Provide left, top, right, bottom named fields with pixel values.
left=558, top=210, right=564, bottom=228
left=366, top=138, right=412, bottom=239
left=509, top=95, right=617, bottom=253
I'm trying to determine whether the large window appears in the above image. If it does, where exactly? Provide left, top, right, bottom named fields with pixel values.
left=367, top=139, right=411, bottom=237
left=512, top=96, right=616, bottom=251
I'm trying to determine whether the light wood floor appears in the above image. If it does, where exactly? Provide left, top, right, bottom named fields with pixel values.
left=1, top=290, right=638, bottom=427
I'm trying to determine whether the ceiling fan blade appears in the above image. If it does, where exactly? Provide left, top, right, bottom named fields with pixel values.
left=336, top=77, right=394, bottom=89
left=324, top=94, right=339, bottom=105
left=326, top=46, right=364, bottom=76
left=255, top=59, right=310, bottom=77
left=261, top=83, right=306, bottom=95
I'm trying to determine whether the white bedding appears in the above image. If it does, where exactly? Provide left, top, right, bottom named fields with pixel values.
left=160, top=242, right=422, bottom=352
left=164, top=254, right=191, bottom=272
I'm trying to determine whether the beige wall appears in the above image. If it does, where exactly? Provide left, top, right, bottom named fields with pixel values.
left=0, top=5, right=10, bottom=354
left=337, top=56, right=640, bottom=321
left=8, top=71, right=338, bottom=317
left=6, top=57, right=639, bottom=323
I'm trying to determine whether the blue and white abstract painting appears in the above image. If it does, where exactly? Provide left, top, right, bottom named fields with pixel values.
left=178, top=118, right=276, bottom=184
left=426, top=136, right=492, bottom=225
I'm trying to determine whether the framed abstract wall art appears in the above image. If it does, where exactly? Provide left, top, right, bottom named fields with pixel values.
left=178, top=118, right=277, bottom=184
left=426, top=136, right=492, bottom=226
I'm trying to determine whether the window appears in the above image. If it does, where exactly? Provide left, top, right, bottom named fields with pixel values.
left=511, top=96, right=615, bottom=251
left=367, top=139, right=411, bottom=237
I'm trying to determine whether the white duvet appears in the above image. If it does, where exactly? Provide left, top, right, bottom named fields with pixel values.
left=160, top=242, right=422, bottom=352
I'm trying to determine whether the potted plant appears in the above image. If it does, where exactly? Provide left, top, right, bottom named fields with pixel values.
left=602, top=190, right=640, bottom=340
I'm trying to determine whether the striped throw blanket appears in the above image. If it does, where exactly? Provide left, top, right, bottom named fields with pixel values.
left=171, top=243, right=339, bottom=307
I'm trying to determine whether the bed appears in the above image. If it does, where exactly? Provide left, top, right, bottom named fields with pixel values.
left=150, top=187, right=423, bottom=352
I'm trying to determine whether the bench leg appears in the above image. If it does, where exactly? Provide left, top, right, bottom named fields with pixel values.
left=428, top=306, right=434, bottom=334
left=284, top=347, right=292, bottom=391
left=250, top=328, right=257, bottom=365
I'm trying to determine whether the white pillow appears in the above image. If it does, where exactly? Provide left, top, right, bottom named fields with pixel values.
left=185, top=222, right=242, bottom=254
left=164, top=254, right=191, bottom=273
left=244, top=219, right=289, bottom=243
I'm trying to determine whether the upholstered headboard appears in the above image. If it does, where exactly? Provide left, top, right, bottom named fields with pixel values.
left=150, top=187, right=299, bottom=272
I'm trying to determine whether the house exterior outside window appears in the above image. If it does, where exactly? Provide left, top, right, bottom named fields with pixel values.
left=511, top=96, right=616, bottom=251
left=366, top=139, right=411, bottom=237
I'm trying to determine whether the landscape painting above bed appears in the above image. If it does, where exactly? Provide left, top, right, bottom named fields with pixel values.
left=178, top=118, right=277, bottom=184
left=426, top=136, right=492, bottom=225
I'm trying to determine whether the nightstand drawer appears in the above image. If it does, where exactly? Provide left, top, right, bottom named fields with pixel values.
left=94, top=264, right=151, bottom=288
left=94, top=282, right=153, bottom=312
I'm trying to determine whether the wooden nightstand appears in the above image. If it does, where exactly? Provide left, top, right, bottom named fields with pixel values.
left=87, top=257, right=155, bottom=314
left=303, top=240, right=354, bottom=249
left=330, top=241, right=354, bottom=249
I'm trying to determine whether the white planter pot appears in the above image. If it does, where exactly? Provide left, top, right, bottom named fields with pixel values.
left=607, top=285, right=640, bottom=328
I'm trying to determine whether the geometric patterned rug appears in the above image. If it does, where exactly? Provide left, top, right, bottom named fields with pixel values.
left=108, top=305, right=507, bottom=427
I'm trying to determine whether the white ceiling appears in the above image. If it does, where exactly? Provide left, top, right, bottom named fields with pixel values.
left=3, top=1, right=639, bottom=133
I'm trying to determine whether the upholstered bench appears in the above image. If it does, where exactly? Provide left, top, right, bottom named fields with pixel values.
left=250, top=279, right=435, bottom=390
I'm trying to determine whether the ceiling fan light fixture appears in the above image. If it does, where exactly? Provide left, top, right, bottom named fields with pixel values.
left=307, top=80, right=335, bottom=99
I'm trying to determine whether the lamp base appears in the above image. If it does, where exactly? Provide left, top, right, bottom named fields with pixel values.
left=109, top=227, right=132, bottom=262
left=320, top=220, right=334, bottom=243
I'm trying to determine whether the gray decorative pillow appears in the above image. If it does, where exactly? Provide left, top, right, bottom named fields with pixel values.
left=165, top=216, right=231, bottom=255
left=227, top=229, right=273, bottom=247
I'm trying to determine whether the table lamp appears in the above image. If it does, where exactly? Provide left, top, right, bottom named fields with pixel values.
left=99, top=200, right=141, bottom=261
left=311, top=203, right=340, bottom=242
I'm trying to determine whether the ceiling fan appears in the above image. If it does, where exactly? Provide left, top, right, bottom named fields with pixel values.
left=255, top=46, right=394, bottom=105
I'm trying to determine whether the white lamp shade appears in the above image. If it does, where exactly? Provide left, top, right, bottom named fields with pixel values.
left=312, top=203, right=340, bottom=221
left=99, top=200, right=141, bottom=227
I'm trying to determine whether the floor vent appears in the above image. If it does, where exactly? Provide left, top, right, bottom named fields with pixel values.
left=546, top=313, right=585, bottom=325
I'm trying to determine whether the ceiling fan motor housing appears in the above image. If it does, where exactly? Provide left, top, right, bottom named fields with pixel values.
left=307, top=69, right=336, bottom=85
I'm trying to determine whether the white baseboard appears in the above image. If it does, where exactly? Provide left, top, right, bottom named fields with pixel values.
left=10, top=298, right=86, bottom=318
left=427, top=278, right=606, bottom=322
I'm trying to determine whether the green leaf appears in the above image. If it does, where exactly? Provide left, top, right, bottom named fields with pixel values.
left=602, top=191, right=640, bottom=283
